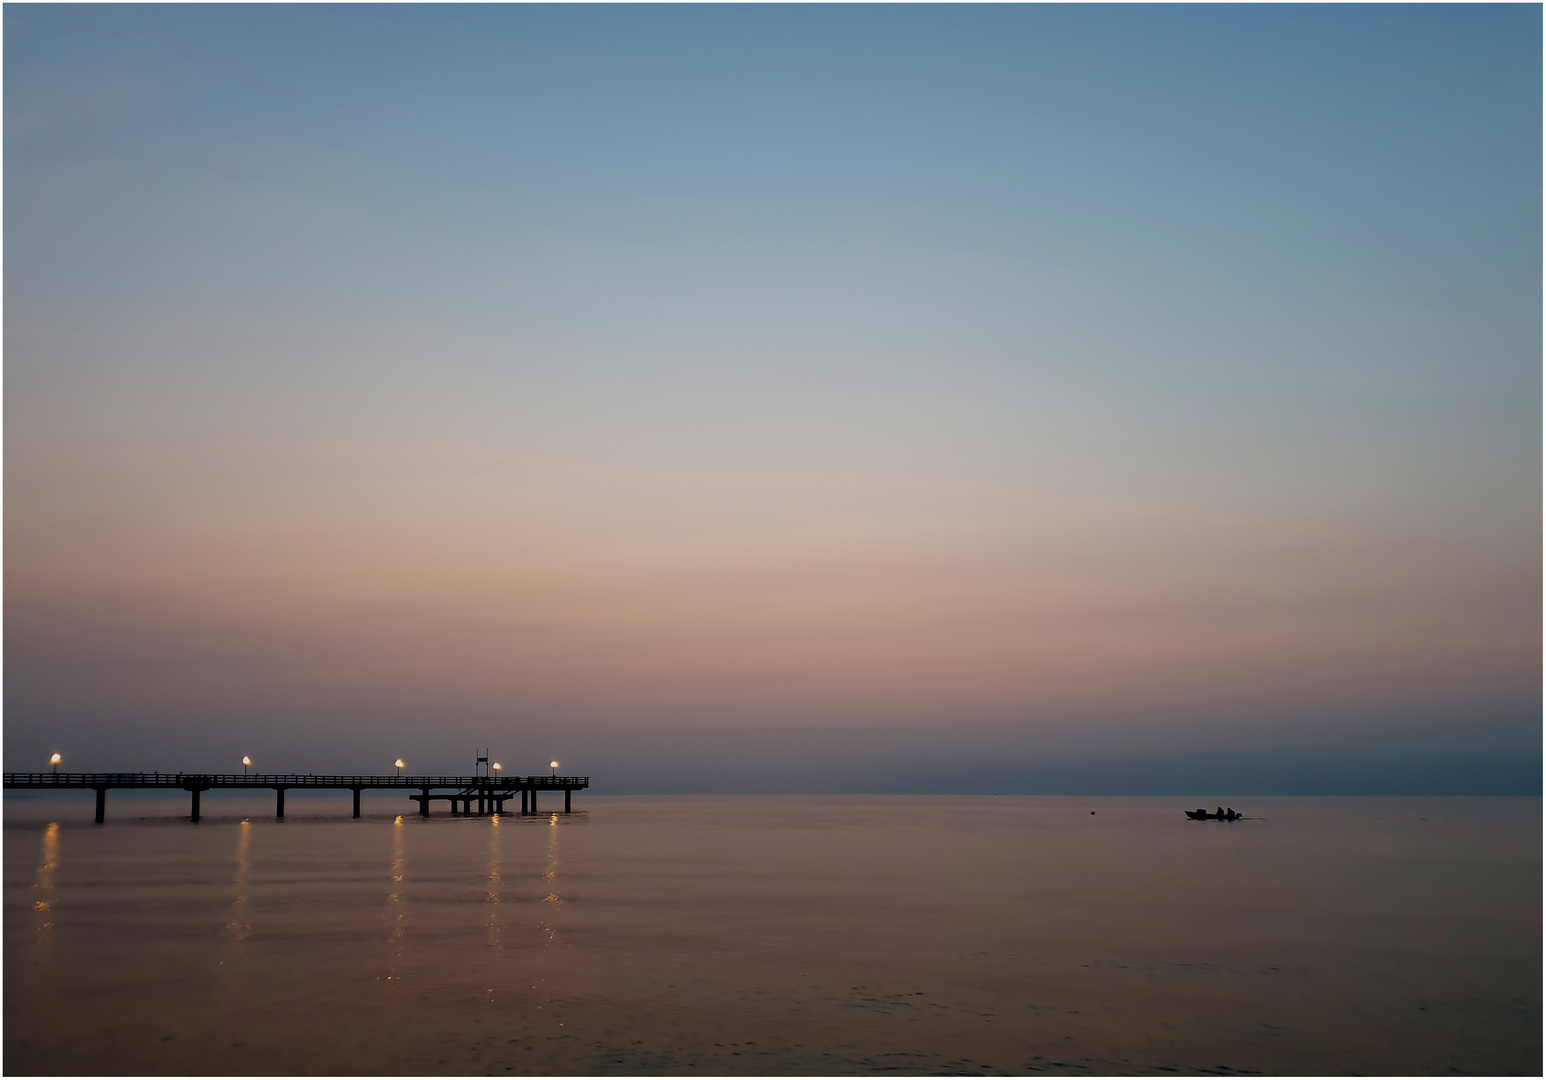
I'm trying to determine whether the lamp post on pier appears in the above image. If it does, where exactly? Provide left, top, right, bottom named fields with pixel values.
left=395, top=759, right=405, bottom=777
left=242, top=756, right=252, bottom=776
left=50, top=753, right=61, bottom=774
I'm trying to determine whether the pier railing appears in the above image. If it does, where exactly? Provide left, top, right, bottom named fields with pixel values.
left=3, top=772, right=589, bottom=822
left=4, top=772, right=587, bottom=789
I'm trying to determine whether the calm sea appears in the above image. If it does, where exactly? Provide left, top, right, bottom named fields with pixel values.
left=4, top=793, right=1539, bottom=1075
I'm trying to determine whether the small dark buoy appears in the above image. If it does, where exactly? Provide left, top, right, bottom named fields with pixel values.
left=1089, top=810, right=1095, bottom=815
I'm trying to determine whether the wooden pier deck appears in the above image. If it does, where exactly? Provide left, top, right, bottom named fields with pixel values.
left=2, top=772, right=589, bottom=822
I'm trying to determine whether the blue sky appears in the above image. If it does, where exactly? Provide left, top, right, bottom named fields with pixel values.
left=6, top=5, right=1540, bottom=792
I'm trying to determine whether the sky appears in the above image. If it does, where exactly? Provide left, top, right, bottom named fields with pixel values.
left=5, top=5, right=1540, bottom=793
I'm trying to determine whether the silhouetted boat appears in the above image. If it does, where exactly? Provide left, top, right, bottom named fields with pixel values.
left=1185, top=809, right=1241, bottom=820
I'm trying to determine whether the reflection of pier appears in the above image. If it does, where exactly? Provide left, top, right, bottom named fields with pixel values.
left=1, top=773, right=589, bottom=822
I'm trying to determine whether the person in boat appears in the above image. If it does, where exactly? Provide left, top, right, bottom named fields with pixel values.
left=1215, top=806, right=1225, bottom=818
left=1225, top=807, right=1236, bottom=820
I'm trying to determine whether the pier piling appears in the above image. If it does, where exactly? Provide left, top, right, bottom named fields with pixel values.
left=5, top=771, right=587, bottom=823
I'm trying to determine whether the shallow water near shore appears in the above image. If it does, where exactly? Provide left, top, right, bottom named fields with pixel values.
left=4, top=794, right=1540, bottom=1075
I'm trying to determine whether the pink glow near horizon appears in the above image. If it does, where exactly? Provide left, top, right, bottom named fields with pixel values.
left=5, top=6, right=1538, bottom=786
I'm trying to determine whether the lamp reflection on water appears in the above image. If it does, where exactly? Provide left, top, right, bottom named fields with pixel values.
left=542, top=813, right=562, bottom=911
left=222, top=820, right=252, bottom=942
left=25, top=823, right=62, bottom=1033
left=32, top=821, right=58, bottom=914
left=485, top=815, right=505, bottom=982
left=32, top=822, right=59, bottom=925
left=530, top=809, right=564, bottom=1023
left=386, top=814, right=407, bottom=983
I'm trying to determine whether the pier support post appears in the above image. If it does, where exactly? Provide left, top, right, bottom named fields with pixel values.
left=276, top=788, right=286, bottom=818
left=419, top=790, right=431, bottom=817
left=565, top=788, right=571, bottom=813
left=191, top=788, right=201, bottom=822
left=352, top=788, right=362, bottom=818
left=530, top=789, right=537, bottom=814
left=520, top=789, right=528, bottom=814
left=95, top=787, right=107, bottom=823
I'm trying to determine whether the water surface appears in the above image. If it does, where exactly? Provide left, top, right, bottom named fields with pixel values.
left=5, top=794, right=1539, bottom=1074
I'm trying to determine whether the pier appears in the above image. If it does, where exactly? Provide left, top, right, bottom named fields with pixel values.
left=2, top=772, right=589, bottom=822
